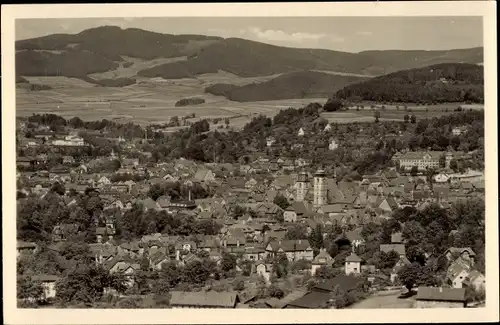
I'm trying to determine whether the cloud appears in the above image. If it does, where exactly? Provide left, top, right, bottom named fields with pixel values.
left=356, top=31, right=373, bottom=36
left=246, top=27, right=335, bottom=43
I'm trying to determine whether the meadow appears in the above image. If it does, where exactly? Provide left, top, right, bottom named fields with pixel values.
left=16, top=72, right=465, bottom=128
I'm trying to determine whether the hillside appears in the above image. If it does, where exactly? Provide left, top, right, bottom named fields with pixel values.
left=16, top=26, right=484, bottom=81
left=136, top=38, right=483, bottom=79
left=205, top=70, right=369, bottom=102
left=16, top=26, right=223, bottom=61
left=333, top=63, right=484, bottom=104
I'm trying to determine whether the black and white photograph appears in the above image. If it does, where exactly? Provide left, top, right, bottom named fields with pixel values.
left=2, top=2, right=498, bottom=324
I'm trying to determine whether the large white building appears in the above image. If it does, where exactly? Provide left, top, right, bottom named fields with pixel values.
left=395, top=151, right=443, bottom=171
left=52, top=134, right=86, bottom=147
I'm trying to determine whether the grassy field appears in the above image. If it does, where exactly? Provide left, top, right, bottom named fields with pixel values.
left=16, top=72, right=327, bottom=126
left=349, top=290, right=416, bottom=309
left=16, top=71, right=464, bottom=127
left=322, top=104, right=459, bottom=124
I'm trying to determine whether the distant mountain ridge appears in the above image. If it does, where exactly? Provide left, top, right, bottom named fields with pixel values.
left=16, top=26, right=484, bottom=80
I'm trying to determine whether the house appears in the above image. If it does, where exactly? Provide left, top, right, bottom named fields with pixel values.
left=170, top=291, right=239, bottom=309
left=414, top=287, right=467, bottom=308
left=266, top=136, right=276, bottom=147
left=464, top=270, right=485, bottom=292
left=62, top=156, right=76, bottom=165
left=318, top=204, right=346, bottom=216
left=52, top=223, right=79, bottom=242
left=244, top=246, right=266, bottom=261
left=283, top=206, right=298, bottom=222
left=149, top=251, right=170, bottom=270
left=194, top=169, right=216, bottom=183
left=380, top=244, right=406, bottom=257
left=17, top=241, right=38, bottom=257
left=433, top=173, right=450, bottom=183
left=17, top=156, right=38, bottom=168
left=444, top=247, right=476, bottom=266
left=345, top=252, right=362, bottom=275
left=105, top=256, right=140, bottom=287
left=390, top=255, right=411, bottom=283
left=446, top=261, right=470, bottom=289
left=52, top=134, right=86, bottom=147
left=328, top=138, right=339, bottom=151
left=396, top=151, right=443, bottom=171
left=284, top=275, right=366, bottom=309
left=265, top=289, right=308, bottom=309
left=345, top=228, right=365, bottom=248
left=297, top=127, right=305, bottom=137
left=265, top=239, right=314, bottom=262
left=311, top=248, right=334, bottom=275
left=256, top=262, right=273, bottom=283
left=30, top=275, right=60, bottom=300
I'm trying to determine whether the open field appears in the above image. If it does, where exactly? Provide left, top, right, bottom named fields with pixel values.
left=16, top=74, right=327, bottom=126
left=349, top=290, right=416, bottom=309
left=322, top=104, right=460, bottom=124
left=16, top=72, right=469, bottom=127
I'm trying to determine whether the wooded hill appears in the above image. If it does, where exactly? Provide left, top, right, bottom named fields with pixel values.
left=205, top=71, right=369, bottom=102
left=333, top=63, right=484, bottom=104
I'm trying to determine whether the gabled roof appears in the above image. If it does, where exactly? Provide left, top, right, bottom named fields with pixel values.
left=380, top=244, right=406, bottom=256
left=445, top=247, right=476, bottom=257
left=345, top=252, right=362, bottom=262
left=170, top=291, right=239, bottom=308
left=312, top=249, right=334, bottom=265
left=416, top=287, right=466, bottom=302
left=266, top=239, right=312, bottom=252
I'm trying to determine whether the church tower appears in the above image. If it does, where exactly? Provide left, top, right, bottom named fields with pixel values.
left=296, top=171, right=309, bottom=202
left=313, top=169, right=327, bottom=208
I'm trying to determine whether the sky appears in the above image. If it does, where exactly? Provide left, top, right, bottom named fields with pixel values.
left=15, top=16, right=483, bottom=53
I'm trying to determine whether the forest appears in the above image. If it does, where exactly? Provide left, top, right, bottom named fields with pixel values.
left=334, top=63, right=484, bottom=104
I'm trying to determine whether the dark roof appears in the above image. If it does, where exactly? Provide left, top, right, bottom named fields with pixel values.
left=345, top=252, right=362, bottom=262
left=31, top=274, right=60, bottom=282
left=284, top=291, right=331, bottom=308
left=169, top=291, right=239, bottom=308
left=391, top=232, right=403, bottom=243
left=17, top=241, right=37, bottom=249
left=416, top=287, right=466, bottom=302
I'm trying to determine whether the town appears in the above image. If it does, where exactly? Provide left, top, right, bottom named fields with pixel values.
left=16, top=104, right=485, bottom=309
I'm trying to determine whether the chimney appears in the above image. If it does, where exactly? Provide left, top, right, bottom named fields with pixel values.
left=176, top=250, right=180, bottom=261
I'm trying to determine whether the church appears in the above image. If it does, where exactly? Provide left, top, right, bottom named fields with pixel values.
left=294, top=169, right=356, bottom=210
